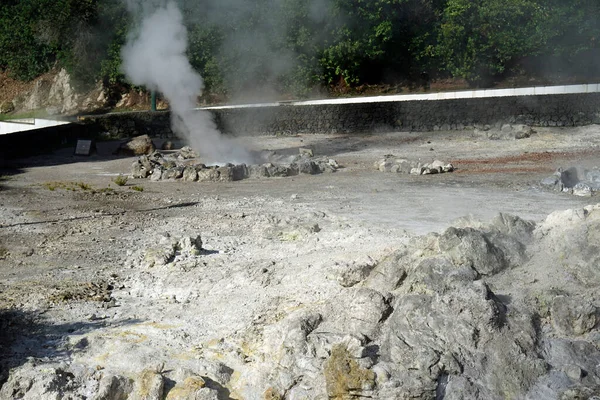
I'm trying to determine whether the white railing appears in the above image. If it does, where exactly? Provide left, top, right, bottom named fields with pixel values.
left=0, top=118, right=71, bottom=135
left=199, top=83, right=600, bottom=110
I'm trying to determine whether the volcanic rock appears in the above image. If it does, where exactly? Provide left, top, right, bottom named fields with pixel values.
left=115, top=135, right=156, bottom=156
left=542, top=166, right=600, bottom=196
left=376, top=156, right=453, bottom=175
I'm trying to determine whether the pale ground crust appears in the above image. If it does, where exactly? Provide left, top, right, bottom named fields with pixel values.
left=1, top=126, right=599, bottom=398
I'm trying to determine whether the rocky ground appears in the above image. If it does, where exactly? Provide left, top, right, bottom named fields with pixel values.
left=1, top=126, right=600, bottom=399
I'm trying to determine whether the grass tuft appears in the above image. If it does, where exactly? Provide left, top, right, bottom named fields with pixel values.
left=113, top=174, right=128, bottom=186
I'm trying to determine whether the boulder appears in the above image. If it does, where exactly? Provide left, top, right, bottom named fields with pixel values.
left=129, top=369, right=164, bottom=400
left=115, top=135, right=156, bottom=156
left=182, top=166, right=198, bottom=182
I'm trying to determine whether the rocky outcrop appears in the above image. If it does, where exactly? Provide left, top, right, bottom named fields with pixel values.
left=375, top=156, right=454, bottom=175
left=115, top=135, right=157, bottom=156
left=541, top=166, right=600, bottom=196
left=2, top=205, right=600, bottom=399
left=130, top=148, right=339, bottom=182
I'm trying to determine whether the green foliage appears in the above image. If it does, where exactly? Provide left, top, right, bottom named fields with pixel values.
left=1, top=0, right=599, bottom=92
left=113, top=174, right=128, bottom=186
left=432, top=0, right=546, bottom=86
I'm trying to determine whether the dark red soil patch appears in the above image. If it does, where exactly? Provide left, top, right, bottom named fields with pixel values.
left=451, top=149, right=600, bottom=166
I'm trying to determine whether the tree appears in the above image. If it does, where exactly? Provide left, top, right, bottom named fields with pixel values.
left=433, top=0, right=545, bottom=86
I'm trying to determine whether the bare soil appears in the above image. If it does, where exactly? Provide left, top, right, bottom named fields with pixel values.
left=0, top=126, right=599, bottom=397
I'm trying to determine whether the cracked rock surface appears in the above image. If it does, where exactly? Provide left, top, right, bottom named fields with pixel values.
left=2, top=128, right=600, bottom=399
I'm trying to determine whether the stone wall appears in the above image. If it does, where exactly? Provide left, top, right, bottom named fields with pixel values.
left=80, top=92, right=600, bottom=139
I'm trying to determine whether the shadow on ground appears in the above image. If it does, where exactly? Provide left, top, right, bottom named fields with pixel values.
left=0, top=309, right=140, bottom=386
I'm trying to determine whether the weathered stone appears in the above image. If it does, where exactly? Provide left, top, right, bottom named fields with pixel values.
left=334, top=261, right=376, bottom=288
left=541, top=176, right=560, bottom=188
left=266, top=164, right=291, bottom=177
left=162, top=167, right=184, bottom=180
left=378, top=160, right=395, bottom=172
left=177, top=146, right=197, bottom=160
left=248, top=164, right=269, bottom=178
left=513, top=124, right=533, bottom=139
left=324, top=344, right=376, bottom=399
left=263, top=387, right=283, bottom=400
left=551, top=296, right=597, bottom=336
left=317, top=161, right=337, bottom=173
left=129, top=369, right=164, bottom=400
left=573, top=182, right=593, bottom=197
left=182, top=166, right=198, bottom=182
left=150, top=167, right=164, bottom=182
left=197, top=168, right=220, bottom=182
left=438, top=227, right=508, bottom=276
left=430, top=160, right=445, bottom=173
left=442, top=163, right=454, bottom=172
left=563, top=365, right=584, bottom=381
left=132, top=160, right=151, bottom=179
left=92, top=374, right=133, bottom=400
left=115, top=135, right=156, bottom=156
left=299, top=148, right=314, bottom=157
left=328, top=288, right=391, bottom=339
left=164, top=376, right=206, bottom=400
left=177, top=235, right=203, bottom=256
left=296, top=160, right=320, bottom=175
left=363, top=250, right=407, bottom=293
left=232, top=164, right=249, bottom=181
left=217, top=166, right=234, bottom=181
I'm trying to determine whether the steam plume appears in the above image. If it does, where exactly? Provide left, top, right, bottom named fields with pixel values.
left=121, top=1, right=252, bottom=164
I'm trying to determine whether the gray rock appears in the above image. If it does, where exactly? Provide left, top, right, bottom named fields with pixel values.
left=586, top=169, right=600, bottom=183
left=182, top=166, right=198, bottom=182
left=232, top=164, right=248, bottom=181
left=248, top=164, right=269, bottom=178
left=93, top=374, right=132, bottom=400
left=296, top=160, right=320, bottom=175
left=551, top=296, right=598, bottom=336
left=177, top=235, right=203, bottom=256
left=541, top=176, right=560, bottom=188
left=132, top=160, right=152, bottom=179
left=177, top=146, right=197, bottom=160
left=363, top=250, right=407, bottom=293
left=573, top=182, right=593, bottom=197
left=328, top=288, right=391, bottom=339
left=513, top=124, right=533, bottom=139
left=197, top=168, right=219, bottom=182
left=544, top=338, right=600, bottom=386
left=444, top=376, right=481, bottom=400
left=115, top=135, right=156, bottom=156
left=266, top=164, right=291, bottom=177
left=217, top=166, right=234, bottom=182
left=377, top=160, right=395, bottom=172
left=334, top=260, right=376, bottom=288
left=150, top=167, right=164, bottom=182
left=438, top=227, right=508, bottom=276
left=129, top=369, right=164, bottom=400
left=563, top=364, right=584, bottom=381
left=299, top=148, right=314, bottom=157
left=162, top=167, right=184, bottom=180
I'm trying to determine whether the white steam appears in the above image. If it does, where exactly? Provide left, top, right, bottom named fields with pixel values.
left=121, top=1, right=253, bottom=164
